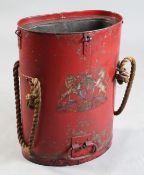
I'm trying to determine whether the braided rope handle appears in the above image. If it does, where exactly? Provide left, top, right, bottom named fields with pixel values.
left=114, top=57, right=136, bottom=115
left=13, top=61, right=41, bottom=155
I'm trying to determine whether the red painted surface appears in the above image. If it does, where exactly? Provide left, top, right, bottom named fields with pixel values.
left=16, top=10, right=123, bottom=166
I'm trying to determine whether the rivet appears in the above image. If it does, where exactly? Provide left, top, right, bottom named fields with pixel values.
left=84, top=35, right=92, bottom=42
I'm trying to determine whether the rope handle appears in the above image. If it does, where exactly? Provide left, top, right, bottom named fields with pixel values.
left=114, top=57, right=136, bottom=115
left=13, top=61, right=41, bottom=155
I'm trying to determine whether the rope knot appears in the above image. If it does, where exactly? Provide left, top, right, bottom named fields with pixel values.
left=115, top=61, right=129, bottom=85
left=26, top=78, right=41, bottom=109
left=26, top=94, right=37, bottom=109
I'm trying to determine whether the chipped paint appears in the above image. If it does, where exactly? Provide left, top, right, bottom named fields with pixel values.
left=25, top=32, right=29, bottom=38
left=76, top=47, right=84, bottom=60
left=65, top=121, right=112, bottom=159
left=92, top=123, right=112, bottom=151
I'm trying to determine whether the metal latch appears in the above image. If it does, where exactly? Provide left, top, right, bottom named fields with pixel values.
left=68, top=134, right=97, bottom=160
left=15, top=29, right=22, bottom=49
left=83, top=33, right=92, bottom=58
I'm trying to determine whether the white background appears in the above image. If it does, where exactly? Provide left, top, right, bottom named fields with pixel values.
left=0, top=0, right=144, bottom=174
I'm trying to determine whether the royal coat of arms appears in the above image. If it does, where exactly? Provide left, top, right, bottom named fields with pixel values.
left=57, top=68, right=108, bottom=112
